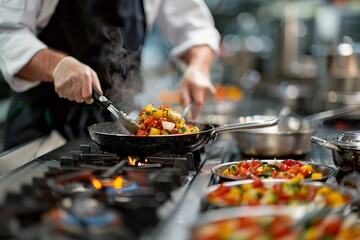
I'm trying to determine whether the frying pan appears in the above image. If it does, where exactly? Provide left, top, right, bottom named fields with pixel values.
left=87, top=117, right=279, bottom=156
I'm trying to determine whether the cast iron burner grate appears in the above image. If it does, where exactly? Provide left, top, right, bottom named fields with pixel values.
left=60, top=144, right=199, bottom=171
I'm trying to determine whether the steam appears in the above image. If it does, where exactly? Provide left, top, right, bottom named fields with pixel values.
left=101, top=27, right=143, bottom=113
left=100, top=26, right=181, bottom=115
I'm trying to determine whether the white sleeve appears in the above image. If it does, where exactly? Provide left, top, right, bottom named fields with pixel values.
left=152, top=0, right=220, bottom=59
left=0, top=0, right=58, bottom=92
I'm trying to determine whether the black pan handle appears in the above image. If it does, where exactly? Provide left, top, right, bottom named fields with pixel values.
left=92, top=88, right=113, bottom=109
left=92, top=88, right=121, bottom=120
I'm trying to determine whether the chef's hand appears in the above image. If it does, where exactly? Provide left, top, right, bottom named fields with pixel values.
left=52, top=56, right=102, bottom=104
left=179, top=65, right=216, bottom=118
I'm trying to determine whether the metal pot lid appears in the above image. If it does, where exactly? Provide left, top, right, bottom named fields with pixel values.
left=326, top=131, right=360, bottom=149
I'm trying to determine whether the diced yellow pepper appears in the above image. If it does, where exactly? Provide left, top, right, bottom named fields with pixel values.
left=149, top=127, right=161, bottom=135
left=317, top=186, right=332, bottom=195
left=327, top=191, right=345, bottom=206
left=241, top=183, right=253, bottom=190
left=290, top=174, right=304, bottom=183
left=302, top=227, right=318, bottom=240
left=193, top=126, right=199, bottom=132
left=152, top=110, right=163, bottom=119
left=300, top=164, right=313, bottom=171
left=242, top=192, right=249, bottom=201
left=145, top=104, right=154, bottom=113
left=175, top=118, right=185, bottom=128
left=160, top=130, right=169, bottom=135
left=311, top=172, right=323, bottom=180
left=162, top=108, right=170, bottom=117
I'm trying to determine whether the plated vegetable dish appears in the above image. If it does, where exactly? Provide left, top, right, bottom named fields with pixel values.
left=206, top=178, right=352, bottom=207
left=192, top=212, right=360, bottom=240
left=136, top=104, right=200, bottom=136
left=221, top=159, right=324, bottom=180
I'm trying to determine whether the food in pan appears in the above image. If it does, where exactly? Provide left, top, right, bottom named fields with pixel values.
left=192, top=211, right=360, bottom=240
left=206, top=178, right=352, bottom=208
left=136, top=104, right=199, bottom=136
left=221, top=159, right=324, bottom=180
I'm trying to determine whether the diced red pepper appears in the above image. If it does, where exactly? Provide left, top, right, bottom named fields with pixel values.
left=137, top=129, right=148, bottom=136
left=144, top=116, right=156, bottom=127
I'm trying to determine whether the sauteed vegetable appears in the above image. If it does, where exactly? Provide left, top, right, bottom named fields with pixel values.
left=136, top=104, right=199, bottom=136
left=207, top=178, right=351, bottom=207
left=222, top=159, right=324, bottom=180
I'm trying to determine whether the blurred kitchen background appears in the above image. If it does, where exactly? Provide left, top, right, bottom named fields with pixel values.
left=138, top=0, right=360, bottom=124
left=1, top=0, right=360, bottom=150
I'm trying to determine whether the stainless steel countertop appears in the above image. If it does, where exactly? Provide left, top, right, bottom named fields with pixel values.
left=0, top=130, right=66, bottom=176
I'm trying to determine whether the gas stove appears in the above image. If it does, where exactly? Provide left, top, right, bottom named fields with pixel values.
left=1, top=118, right=358, bottom=239
left=0, top=135, right=235, bottom=240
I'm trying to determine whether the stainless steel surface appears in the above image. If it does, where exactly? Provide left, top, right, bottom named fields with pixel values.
left=0, top=130, right=66, bottom=176
left=233, top=115, right=313, bottom=157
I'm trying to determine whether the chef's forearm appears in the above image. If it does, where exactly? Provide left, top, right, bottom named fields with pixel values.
left=180, top=45, right=215, bottom=73
left=16, top=48, right=67, bottom=82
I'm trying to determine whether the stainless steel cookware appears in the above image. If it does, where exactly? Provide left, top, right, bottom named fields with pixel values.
left=311, top=132, right=360, bottom=171
left=232, top=105, right=360, bottom=157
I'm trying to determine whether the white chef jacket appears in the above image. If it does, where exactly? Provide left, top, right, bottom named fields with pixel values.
left=0, top=0, right=220, bottom=92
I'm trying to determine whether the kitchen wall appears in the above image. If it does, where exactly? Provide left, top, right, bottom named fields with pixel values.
left=210, top=0, right=360, bottom=113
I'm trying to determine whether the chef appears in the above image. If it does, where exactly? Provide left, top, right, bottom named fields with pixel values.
left=0, top=0, right=220, bottom=150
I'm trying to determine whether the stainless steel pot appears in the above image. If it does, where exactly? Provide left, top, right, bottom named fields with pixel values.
left=232, top=105, right=360, bottom=157
left=311, top=132, right=360, bottom=171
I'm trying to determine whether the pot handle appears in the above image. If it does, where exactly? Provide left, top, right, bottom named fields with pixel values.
left=206, top=117, right=279, bottom=143
left=310, top=136, right=342, bottom=152
left=213, top=117, right=279, bottom=134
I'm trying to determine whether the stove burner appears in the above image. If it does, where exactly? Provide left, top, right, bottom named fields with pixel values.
left=90, top=176, right=140, bottom=195
left=44, top=197, right=123, bottom=234
left=0, top=140, right=207, bottom=239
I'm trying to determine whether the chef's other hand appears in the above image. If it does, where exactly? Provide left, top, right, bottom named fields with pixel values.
left=179, top=65, right=216, bottom=118
left=52, top=56, right=102, bottom=104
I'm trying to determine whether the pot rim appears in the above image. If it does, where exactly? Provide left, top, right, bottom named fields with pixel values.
left=326, top=131, right=360, bottom=150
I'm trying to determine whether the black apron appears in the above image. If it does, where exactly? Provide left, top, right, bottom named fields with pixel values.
left=4, top=0, right=146, bottom=150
